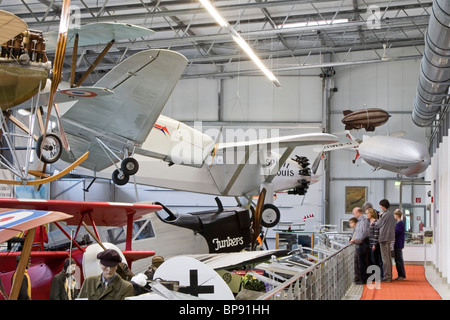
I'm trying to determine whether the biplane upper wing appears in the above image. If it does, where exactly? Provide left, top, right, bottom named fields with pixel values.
left=44, top=22, right=155, bottom=51
left=0, top=10, right=28, bottom=45
left=0, top=199, right=162, bottom=227
left=0, top=208, right=72, bottom=243
left=59, top=49, right=188, bottom=172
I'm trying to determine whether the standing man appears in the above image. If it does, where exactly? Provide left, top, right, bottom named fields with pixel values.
left=78, top=249, right=133, bottom=300
left=350, top=207, right=370, bottom=284
left=375, top=199, right=396, bottom=282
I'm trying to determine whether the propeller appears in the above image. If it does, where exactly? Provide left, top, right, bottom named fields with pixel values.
left=208, top=126, right=223, bottom=168
left=29, top=0, right=71, bottom=187
left=41, top=0, right=71, bottom=151
left=251, top=187, right=266, bottom=250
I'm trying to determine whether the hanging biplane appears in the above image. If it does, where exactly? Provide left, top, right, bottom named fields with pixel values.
left=0, top=200, right=162, bottom=300
left=0, top=2, right=157, bottom=186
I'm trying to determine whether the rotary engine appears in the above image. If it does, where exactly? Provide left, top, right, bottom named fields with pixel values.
left=288, top=155, right=311, bottom=196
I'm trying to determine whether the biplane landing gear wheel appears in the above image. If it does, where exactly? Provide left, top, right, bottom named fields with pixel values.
left=36, top=133, right=62, bottom=164
left=260, top=203, right=281, bottom=228
left=121, top=157, right=139, bottom=176
left=112, top=169, right=129, bottom=185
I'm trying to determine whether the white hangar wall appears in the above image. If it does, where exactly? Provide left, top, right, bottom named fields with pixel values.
left=428, top=130, right=450, bottom=283
left=163, top=71, right=323, bottom=123
left=326, top=48, right=430, bottom=235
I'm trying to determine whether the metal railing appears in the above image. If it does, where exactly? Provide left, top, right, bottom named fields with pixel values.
left=257, top=240, right=355, bottom=300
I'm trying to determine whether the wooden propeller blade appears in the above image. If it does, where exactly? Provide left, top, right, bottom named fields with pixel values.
left=43, top=0, right=71, bottom=135
left=70, top=33, right=79, bottom=88
left=252, top=188, right=266, bottom=250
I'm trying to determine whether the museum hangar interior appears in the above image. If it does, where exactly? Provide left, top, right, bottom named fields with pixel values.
left=1, top=0, right=450, bottom=287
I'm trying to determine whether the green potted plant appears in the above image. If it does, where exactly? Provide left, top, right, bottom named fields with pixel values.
left=236, top=274, right=266, bottom=300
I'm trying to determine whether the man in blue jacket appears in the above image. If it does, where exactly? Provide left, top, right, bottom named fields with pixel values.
left=394, top=209, right=406, bottom=280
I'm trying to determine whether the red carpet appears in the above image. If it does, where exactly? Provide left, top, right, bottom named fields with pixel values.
left=360, top=265, right=442, bottom=300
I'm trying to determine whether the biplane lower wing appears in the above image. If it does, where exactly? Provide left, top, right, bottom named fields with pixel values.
left=0, top=151, right=89, bottom=186
left=28, top=86, right=115, bottom=105
left=121, top=251, right=157, bottom=263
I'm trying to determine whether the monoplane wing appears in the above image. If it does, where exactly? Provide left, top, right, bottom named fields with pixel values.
left=44, top=22, right=155, bottom=50
left=59, top=49, right=188, bottom=172
left=216, top=132, right=338, bottom=151
left=0, top=10, right=27, bottom=45
left=0, top=208, right=72, bottom=243
left=0, top=199, right=162, bottom=227
left=210, top=133, right=338, bottom=194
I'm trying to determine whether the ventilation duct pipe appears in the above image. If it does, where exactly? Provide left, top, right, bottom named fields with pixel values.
left=412, top=0, right=450, bottom=126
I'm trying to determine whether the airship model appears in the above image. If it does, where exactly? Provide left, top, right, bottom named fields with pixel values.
left=341, top=108, right=390, bottom=131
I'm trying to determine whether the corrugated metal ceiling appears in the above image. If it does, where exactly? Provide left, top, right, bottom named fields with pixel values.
left=1, top=0, right=432, bottom=85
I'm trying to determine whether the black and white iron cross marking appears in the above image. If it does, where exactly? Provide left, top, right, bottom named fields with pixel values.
left=179, top=269, right=214, bottom=297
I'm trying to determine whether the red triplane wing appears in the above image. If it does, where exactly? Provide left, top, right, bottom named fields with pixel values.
left=0, top=198, right=162, bottom=255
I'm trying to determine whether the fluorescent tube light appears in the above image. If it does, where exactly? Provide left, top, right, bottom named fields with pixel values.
left=278, top=18, right=349, bottom=29
left=199, top=0, right=281, bottom=87
left=232, top=35, right=281, bottom=86
left=198, top=0, right=229, bottom=27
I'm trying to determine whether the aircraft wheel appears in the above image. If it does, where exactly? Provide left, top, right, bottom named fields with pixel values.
left=36, top=133, right=62, bottom=164
left=261, top=204, right=281, bottom=228
left=121, top=157, right=139, bottom=175
left=112, top=169, right=129, bottom=185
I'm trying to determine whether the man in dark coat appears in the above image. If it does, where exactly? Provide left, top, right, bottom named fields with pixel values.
left=49, top=258, right=78, bottom=300
left=78, top=249, right=133, bottom=300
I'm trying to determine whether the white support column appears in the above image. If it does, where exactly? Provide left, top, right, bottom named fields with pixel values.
left=438, top=136, right=448, bottom=279
left=445, top=135, right=450, bottom=283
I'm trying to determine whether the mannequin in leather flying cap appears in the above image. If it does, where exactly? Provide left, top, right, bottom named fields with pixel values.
left=78, top=249, right=133, bottom=300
